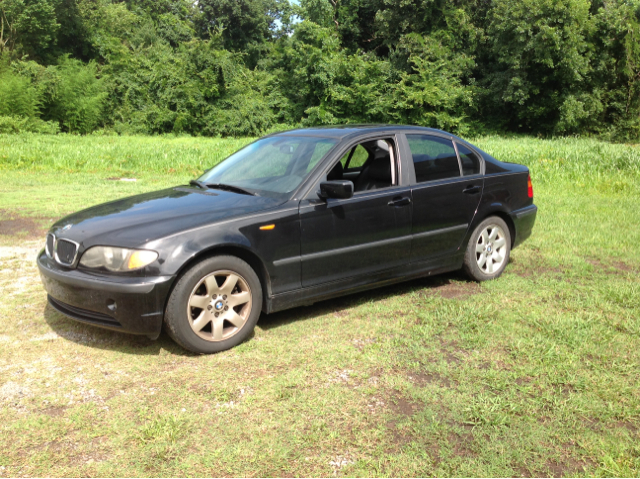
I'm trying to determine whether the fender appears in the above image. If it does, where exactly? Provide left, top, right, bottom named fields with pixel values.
left=143, top=201, right=302, bottom=297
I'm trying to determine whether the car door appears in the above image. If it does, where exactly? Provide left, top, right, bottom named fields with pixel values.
left=401, top=134, right=484, bottom=264
left=299, top=136, right=413, bottom=288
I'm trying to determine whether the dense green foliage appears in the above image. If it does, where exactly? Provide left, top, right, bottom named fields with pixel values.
left=1, top=0, right=639, bottom=138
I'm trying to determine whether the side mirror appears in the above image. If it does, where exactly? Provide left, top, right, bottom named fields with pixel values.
left=318, top=180, right=354, bottom=200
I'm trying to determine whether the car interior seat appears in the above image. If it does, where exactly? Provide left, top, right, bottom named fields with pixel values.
left=354, top=141, right=392, bottom=191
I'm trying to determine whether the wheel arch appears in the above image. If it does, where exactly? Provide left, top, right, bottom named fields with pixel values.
left=473, top=207, right=517, bottom=247
left=486, top=211, right=516, bottom=247
left=165, top=244, right=272, bottom=314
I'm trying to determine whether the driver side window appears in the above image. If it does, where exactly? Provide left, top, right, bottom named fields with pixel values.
left=325, top=138, right=397, bottom=193
left=339, top=145, right=369, bottom=171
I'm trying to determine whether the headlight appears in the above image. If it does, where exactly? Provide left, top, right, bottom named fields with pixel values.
left=79, top=246, right=158, bottom=272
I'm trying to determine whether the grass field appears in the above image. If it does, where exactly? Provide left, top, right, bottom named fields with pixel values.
left=0, top=133, right=639, bottom=477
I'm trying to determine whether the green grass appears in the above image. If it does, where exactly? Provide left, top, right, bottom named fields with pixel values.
left=0, top=133, right=639, bottom=477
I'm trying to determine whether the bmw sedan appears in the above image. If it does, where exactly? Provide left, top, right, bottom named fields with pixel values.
left=38, top=125, right=537, bottom=353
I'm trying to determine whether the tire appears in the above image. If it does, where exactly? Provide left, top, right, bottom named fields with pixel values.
left=164, top=255, right=262, bottom=354
left=463, top=216, right=511, bottom=282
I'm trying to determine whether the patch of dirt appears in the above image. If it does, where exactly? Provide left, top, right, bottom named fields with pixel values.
left=386, top=423, right=417, bottom=450
left=477, top=361, right=490, bottom=370
left=41, top=406, right=67, bottom=417
left=516, top=456, right=595, bottom=478
left=516, top=466, right=534, bottom=477
left=586, top=257, right=637, bottom=275
left=613, top=420, right=638, bottom=434
left=0, top=210, right=51, bottom=240
left=57, top=436, right=111, bottom=466
left=438, top=339, right=468, bottom=365
left=407, top=371, right=452, bottom=388
left=413, top=275, right=481, bottom=301
left=581, top=417, right=601, bottom=431
left=388, top=392, right=423, bottom=417
left=385, top=417, right=415, bottom=450
left=586, top=419, right=639, bottom=434
left=447, top=431, right=476, bottom=457
left=511, top=251, right=565, bottom=279
left=0, top=381, right=31, bottom=403
left=544, top=458, right=591, bottom=478
left=514, top=377, right=532, bottom=386
left=437, top=281, right=481, bottom=299
left=580, top=417, right=637, bottom=436
left=536, top=415, right=551, bottom=425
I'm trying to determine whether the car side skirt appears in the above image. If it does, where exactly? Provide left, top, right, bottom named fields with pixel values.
left=266, top=254, right=463, bottom=313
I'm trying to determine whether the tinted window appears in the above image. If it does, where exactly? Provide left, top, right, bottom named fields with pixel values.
left=406, top=135, right=460, bottom=183
left=456, top=143, right=481, bottom=176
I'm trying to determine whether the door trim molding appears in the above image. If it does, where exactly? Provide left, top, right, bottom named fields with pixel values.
left=412, top=223, right=468, bottom=239
left=273, top=223, right=468, bottom=267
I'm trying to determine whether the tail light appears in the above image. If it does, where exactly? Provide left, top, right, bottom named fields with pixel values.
left=527, top=174, right=533, bottom=198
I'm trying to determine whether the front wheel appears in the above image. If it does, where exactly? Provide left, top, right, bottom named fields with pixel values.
left=164, top=255, right=262, bottom=353
left=463, top=217, right=511, bottom=281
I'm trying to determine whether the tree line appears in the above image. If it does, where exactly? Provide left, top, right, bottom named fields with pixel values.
left=0, top=0, right=639, bottom=139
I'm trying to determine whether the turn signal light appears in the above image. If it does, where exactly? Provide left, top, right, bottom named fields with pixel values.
left=527, top=174, right=533, bottom=198
left=127, top=250, right=158, bottom=270
left=259, top=224, right=275, bottom=231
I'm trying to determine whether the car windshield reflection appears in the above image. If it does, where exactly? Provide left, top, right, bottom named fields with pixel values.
left=198, top=136, right=337, bottom=198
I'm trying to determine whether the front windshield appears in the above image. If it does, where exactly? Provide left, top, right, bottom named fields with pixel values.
left=198, top=136, right=338, bottom=197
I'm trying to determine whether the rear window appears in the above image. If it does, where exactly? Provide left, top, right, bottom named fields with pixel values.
left=456, top=143, right=481, bottom=176
left=406, top=135, right=460, bottom=183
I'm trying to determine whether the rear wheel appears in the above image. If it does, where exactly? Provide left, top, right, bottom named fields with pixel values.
left=463, top=216, right=511, bottom=281
left=164, top=256, right=262, bottom=353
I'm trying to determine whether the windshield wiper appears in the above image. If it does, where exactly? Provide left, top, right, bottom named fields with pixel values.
left=189, top=180, right=209, bottom=189
left=189, top=179, right=257, bottom=196
left=205, top=183, right=258, bottom=196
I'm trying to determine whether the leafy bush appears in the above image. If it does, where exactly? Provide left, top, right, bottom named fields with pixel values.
left=1, top=0, right=640, bottom=139
left=0, top=69, right=40, bottom=119
left=45, top=57, right=107, bottom=134
left=0, top=115, right=60, bottom=134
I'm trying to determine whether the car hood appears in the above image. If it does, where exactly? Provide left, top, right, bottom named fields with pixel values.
left=50, top=186, right=285, bottom=248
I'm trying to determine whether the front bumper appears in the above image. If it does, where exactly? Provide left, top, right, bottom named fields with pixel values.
left=37, top=250, right=175, bottom=337
left=510, top=204, right=538, bottom=248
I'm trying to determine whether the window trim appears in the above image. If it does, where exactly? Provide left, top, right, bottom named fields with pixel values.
left=452, top=141, right=464, bottom=177
left=453, top=140, right=485, bottom=177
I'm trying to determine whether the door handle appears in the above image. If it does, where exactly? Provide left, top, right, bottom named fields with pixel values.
left=388, top=196, right=412, bottom=207
left=463, top=185, right=481, bottom=195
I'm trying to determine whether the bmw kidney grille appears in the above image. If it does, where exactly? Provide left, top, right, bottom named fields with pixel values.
left=55, top=239, right=78, bottom=265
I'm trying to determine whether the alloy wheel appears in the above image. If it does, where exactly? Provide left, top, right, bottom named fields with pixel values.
left=475, top=224, right=508, bottom=274
left=187, top=270, right=253, bottom=341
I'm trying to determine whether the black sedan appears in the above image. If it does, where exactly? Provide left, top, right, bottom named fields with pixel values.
left=38, top=125, right=537, bottom=353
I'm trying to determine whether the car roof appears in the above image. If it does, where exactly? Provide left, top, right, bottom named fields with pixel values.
left=267, top=124, right=457, bottom=140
